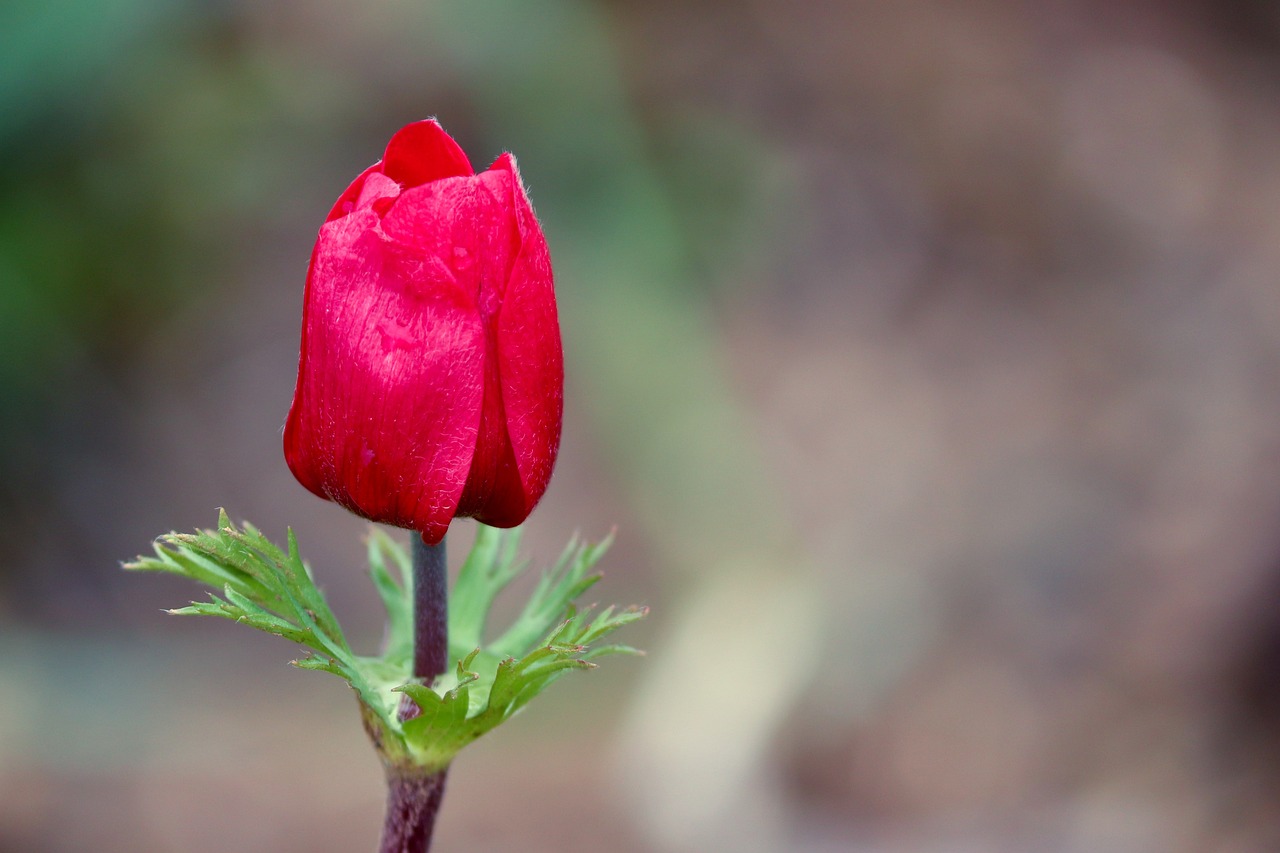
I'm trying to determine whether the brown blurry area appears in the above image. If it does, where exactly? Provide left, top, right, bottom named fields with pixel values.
left=4, top=0, right=1280, bottom=851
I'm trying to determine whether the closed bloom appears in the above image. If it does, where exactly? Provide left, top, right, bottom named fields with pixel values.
left=284, top=120, right=562, bottom=544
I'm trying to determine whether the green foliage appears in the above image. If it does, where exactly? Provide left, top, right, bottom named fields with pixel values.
left=125, top=512, right=644, bottom=771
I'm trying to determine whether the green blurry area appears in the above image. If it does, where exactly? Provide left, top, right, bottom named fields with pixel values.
left=7, top=1, right=1280, bottom=852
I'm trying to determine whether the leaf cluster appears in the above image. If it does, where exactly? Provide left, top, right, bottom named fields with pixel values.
left=125, top=512, right=644, bottom=771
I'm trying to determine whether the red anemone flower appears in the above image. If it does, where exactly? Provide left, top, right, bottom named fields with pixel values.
left=284, top=120, right=562, bottom=544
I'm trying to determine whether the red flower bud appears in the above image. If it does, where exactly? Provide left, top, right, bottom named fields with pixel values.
left=284, top=120, right=563, bottom=544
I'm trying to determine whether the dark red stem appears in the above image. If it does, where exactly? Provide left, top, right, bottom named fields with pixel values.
left=410, top=534, right=449, bottom=682
left=380, top=768, right=448, bottom=853
left=379, top=533, right=449, bottom=853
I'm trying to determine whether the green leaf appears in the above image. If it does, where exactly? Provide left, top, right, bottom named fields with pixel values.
left=368, top=529, right=413, bottom=665
left=447, top=524, right=525, bottom=657
left=126, top=513, right=645, bottom=773
left=487, top=531, right=613, bottom=658
left=125, top=512, right=396, bottom=735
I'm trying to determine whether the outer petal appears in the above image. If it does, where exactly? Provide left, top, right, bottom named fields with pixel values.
left=487, top=153, right=563, bottom=521
left=326, top=163, right=384, bottom=222
left=379, top=174, right=517, bottom=284
left=284, top=209, right=485, bottom=543
left=384, top=167, right=530, bottom=527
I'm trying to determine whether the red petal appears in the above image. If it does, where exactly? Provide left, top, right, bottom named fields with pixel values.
left=379, top=174, right=518, bottom=295
left=381, top=120, right=474, bottom=188
left=284, top=209, right=485, bottom=543
left=488, top=154, right=563, bottom=521
left=326, top=163, right=383, bottom=223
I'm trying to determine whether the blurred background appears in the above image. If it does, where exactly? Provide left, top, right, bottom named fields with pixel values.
left=5, top=0, right=1280, bottom=850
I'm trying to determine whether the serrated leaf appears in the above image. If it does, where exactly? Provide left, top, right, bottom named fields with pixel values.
left=448, top=525, right=525, bottom=656
left=128, top=514, right=644, bottom=774
left=368, top=530, right=413, bottom=664
left=487, top=532, right=612, bottom=658
left=126, top=512, right=400, bottom=736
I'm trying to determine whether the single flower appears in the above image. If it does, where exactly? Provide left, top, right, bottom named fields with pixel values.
left=284, top=119, right=562, bottom=544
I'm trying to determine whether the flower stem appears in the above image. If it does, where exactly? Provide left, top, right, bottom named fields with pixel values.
left=381, top=533, right=449, bottom=853
left=380, top=767, right=448, bottom=853
left=411, top=533, right=449, bottom=683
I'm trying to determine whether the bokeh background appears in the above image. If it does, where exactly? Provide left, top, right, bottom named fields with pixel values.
left=5, top=1, right=1280, bottom=850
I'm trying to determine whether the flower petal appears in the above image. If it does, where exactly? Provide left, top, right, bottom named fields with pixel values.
left=285, top=210, right=485, bottom=543
left=381, top=119, right=474, bottom=188
left=379, top=174, right=518, bottom=298
left=489, top=154, right=563, bottom=517
left=326, top=163, right=383, bottom=223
